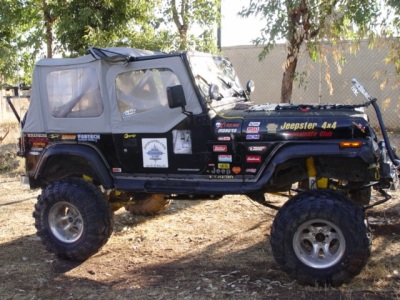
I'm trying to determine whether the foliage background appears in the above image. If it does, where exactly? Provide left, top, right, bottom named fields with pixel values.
left=0, top=0, right=220, bottom=87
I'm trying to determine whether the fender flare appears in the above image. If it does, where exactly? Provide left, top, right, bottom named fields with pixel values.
left=243, top=141, right=376, bottom=193
left=33, top=143, right=114, bottom=189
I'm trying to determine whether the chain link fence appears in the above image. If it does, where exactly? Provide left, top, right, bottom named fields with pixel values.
left=222, top=40, right=400, bottom=132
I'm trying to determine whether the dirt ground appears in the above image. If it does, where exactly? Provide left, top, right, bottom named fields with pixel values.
left=0, top=171, right=399, bottom=300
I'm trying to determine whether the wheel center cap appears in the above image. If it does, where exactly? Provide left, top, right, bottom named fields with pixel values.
left=315, top=232, right=325, bottom=242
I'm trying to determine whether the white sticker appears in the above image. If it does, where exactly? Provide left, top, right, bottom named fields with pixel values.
left=172, top=130, right=192, bottom=154
left=27, top=134, right=47, bottom=138
left=123, top=109, right=136, bottom=116
left=142, top=138, right=168, bottom=168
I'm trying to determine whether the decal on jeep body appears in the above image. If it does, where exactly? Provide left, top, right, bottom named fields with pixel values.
left=61, top=134, right=76, bottom=140
left=280, top=122, right=318, bottom=130
left=218, top=155, right=232, bottom=162
left=213, top=145, right=228, bottom=152
left=142, top=138, right=168, bottom=168
left=248, top=145, right=267, bottom=152
left=172, top=130, right=192, bottom=154
left=77, top=134, right=100, bottom=142
left=246, top=134, right=260, bottom=140
left=246, top=155, right=262, bottom=163
left=215, top=121, right=242, bottom=134
left=246, top=127, right=259, bottom=133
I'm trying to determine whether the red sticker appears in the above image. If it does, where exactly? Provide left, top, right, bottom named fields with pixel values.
left=213, top=145, right=228, bottom=152
left=246, top=155, right=261, bottom=163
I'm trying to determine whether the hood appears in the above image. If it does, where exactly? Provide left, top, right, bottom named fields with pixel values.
left=212, top=103, right=372, bottom=141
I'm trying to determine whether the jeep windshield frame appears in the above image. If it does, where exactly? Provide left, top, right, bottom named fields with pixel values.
left=185, top=52, right=246, bottom=105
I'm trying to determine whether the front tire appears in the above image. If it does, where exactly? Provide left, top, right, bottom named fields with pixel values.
left=33, top=178, right=114, bottom=261
left=348, top=182, right=371, bottom=206
left=270, top=190, right=370, bottom=286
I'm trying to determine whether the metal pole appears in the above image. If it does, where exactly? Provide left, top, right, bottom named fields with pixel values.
left=217, top=1, right=222, bottom=51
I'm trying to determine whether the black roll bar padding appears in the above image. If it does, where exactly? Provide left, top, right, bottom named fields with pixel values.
left=370, top=100, right=400, bottom=167
left=351, top=78, right=400, bottom=167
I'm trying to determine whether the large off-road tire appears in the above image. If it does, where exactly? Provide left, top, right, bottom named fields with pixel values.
left=125, top=193, right=172, bottom=216
left=33, top=178, right=114, bottom=261
left=270, top=189, right=371, bottom=287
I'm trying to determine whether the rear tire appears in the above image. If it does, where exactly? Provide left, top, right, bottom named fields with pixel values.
left=270, top=190, right=371, bottom=286
left=33, top=178, right=114, bottom=261
left=125, top=193, right=172, bottom=216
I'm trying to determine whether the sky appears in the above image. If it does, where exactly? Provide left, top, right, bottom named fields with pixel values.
left=220, top=0, right=264, bottom=47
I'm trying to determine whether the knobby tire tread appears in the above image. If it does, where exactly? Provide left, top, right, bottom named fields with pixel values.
left=270, top=189, right=371, bottom=286
left=33, top=178, right=114, bottom=261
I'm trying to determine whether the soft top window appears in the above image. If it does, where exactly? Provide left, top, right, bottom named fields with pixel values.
left=116, top=68, right=180, bottom=116
left=47, top=67, right=103, bottom=118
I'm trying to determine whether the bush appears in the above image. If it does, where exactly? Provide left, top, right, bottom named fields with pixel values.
left=0, top=122, right=21, bottom=174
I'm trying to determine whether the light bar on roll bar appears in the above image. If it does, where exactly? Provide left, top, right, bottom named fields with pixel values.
left=351, top=78, right=377, bottom=104
left=350, top=78, right=400, bottom=168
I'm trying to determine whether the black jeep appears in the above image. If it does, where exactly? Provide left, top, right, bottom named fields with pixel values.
left=18, top=47, right=399, bottom=286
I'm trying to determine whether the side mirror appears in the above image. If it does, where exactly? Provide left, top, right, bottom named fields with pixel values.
left=246, top=80, right=255, bottom=94
left=209, top=84, right=221, bottom=101
left=167, top=85, right=187, bottom=109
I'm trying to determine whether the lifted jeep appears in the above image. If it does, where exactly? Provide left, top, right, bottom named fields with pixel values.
left=18, top=47, right=399, bottom=286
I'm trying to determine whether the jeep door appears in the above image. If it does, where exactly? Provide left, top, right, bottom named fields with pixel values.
left=107, top=56, right=205, bottom=175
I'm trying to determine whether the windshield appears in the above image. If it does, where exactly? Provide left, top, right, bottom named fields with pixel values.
left=186, top=52, right=245, bottom=101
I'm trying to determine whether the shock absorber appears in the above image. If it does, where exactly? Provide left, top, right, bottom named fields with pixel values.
left=306, top=157, right=328, bottom=189
left=306, top=157, right=317, bottom=189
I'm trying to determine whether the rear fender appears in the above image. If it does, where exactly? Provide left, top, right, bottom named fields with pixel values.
left=32, top=144, right=113, bottom=189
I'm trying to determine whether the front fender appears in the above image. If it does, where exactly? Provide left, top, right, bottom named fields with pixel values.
left=243, top=140, right=378, bottom=193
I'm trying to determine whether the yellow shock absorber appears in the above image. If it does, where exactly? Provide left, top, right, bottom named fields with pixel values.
left=306, top=157, right=317, bottom=189
left=305, top=157, right=328, bottom=189
left=317, top=177, right=328, bottom=188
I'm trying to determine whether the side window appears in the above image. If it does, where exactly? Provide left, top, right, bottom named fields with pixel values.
left=47, top=67, right=103, bottom=118
left=116, top=68, right=180, bottom=116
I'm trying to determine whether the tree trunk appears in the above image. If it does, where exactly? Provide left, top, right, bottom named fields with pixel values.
left=42, top=0, right=54, bottom=58
left=171, top=0, right=189, bottom=50
left=280, top=0, right=308, bottom=103
left=281, top=55, right=298, bottom=103
left=178, top=24, right=188, bottom=50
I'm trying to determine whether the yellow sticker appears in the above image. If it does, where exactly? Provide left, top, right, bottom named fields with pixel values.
left=218, top=163, right=230, bottom=169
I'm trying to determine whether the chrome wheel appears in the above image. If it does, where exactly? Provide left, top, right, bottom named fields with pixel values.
left=293, top=219, right=346, bottom=269
left=48, top=201, right=84, bottom=243
left=271, top=190, right=370, bottom=286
